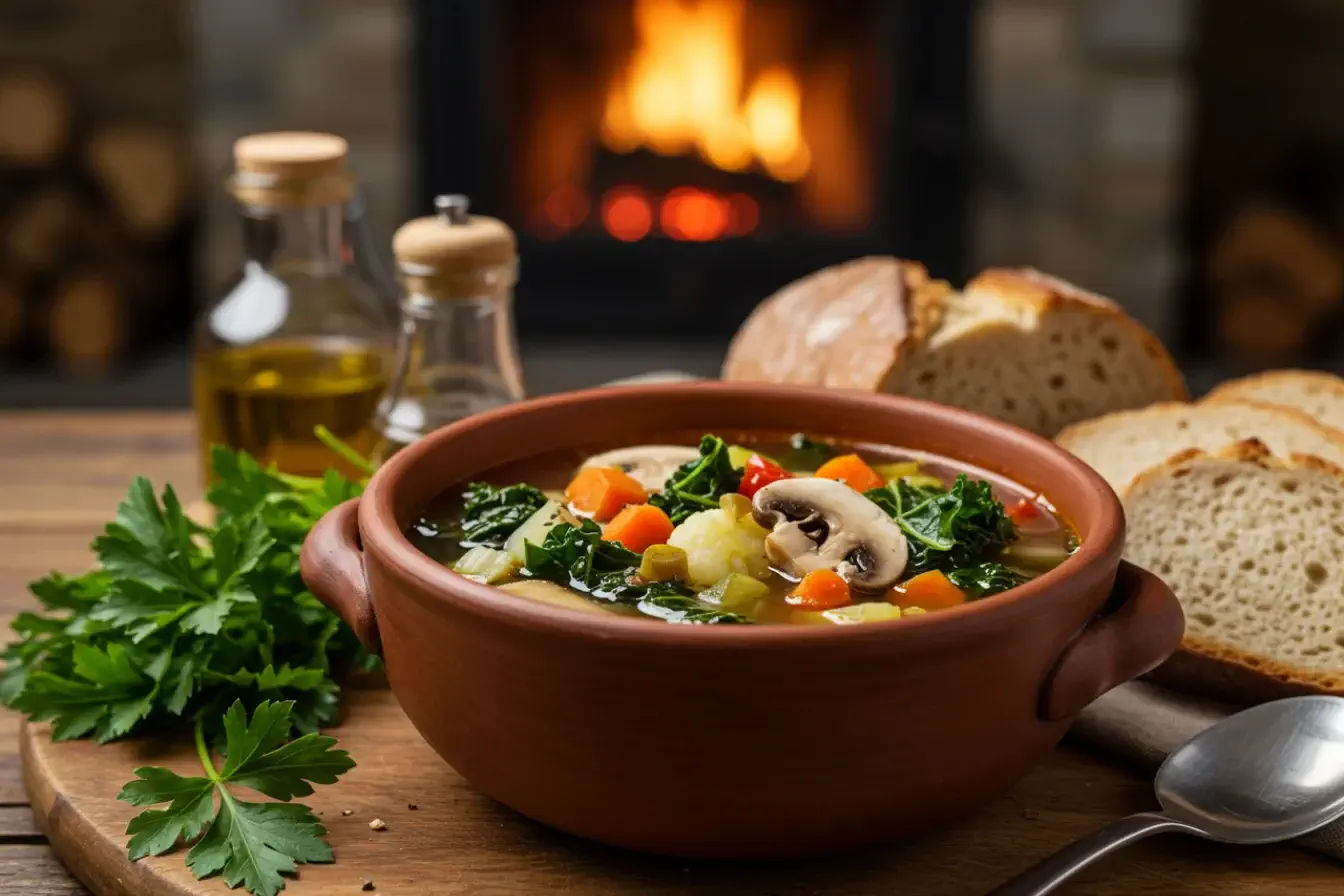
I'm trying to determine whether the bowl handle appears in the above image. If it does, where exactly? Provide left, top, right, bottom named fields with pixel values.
left=300, top=498, right=382, bottom=655
left=1039, top=560, right=1184, bottom=722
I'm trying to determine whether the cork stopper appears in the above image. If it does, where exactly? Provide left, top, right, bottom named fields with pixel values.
left=230, top=131, right=353, bottom=208
left=393, top=195, right=518, bottom=297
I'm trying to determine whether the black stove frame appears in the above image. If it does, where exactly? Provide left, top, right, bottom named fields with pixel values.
left=412, top=0, right=974, bottom=341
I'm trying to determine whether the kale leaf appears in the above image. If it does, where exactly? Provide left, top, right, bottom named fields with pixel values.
left=866, top=474, right=1017, bottom=575
left=522, top=519, right=646, bottom=598
left=647, top=434, right=742, bottom=524
left=947, top=562, right=1028, bottom=599
left=458, top=482, right=548, bottom=548
left=521, top=521, right=749, bottom=623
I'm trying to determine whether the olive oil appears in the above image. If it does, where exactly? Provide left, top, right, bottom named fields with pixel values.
left=193, top=339, right=389, bottom=481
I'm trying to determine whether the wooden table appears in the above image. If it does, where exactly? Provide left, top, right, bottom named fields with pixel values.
left=0, top=411, right=1339, bottom=895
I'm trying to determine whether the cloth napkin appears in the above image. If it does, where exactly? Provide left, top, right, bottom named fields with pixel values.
left=1074, top=681, right=1344, bottom=860
left=600, top=371, right=1344, bottom=860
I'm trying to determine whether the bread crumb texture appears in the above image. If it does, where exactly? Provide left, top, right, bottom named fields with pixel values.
left=1205, top=369, right=1344, bottom=432
left=1124, top=442, right=1344, bottom=696
left=1056, top=400, right=1344, bottom=494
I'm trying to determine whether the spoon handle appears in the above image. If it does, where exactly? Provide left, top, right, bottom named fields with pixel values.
left=986, top=812, right=1199, bottom=896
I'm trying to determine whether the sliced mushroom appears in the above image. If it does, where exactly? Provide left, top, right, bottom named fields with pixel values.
left=499, top=580, right=611, bottom=615
left=751, top=478, right=908, bottom=593
left=580, top=445, right=700, bottom=492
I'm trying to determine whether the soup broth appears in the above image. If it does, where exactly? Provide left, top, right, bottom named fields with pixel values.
left=407, top=433, right=1078, bottom=625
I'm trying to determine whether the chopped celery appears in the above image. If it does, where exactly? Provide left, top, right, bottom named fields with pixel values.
left=873, top=461, right=945, bottom=490
left=822, top=602, right=905, bottom=624
left=505, top=499, right=573, bottom=565
left=453, top=546, right=518, bottom=584
left=999, top=543, right=1072, bottom=571
left=874, top=461, right=921, bottom=482
left=903, top=473, right=947, bottom=490
left=700, top=572, right=770, bottom=612
left=639, top=544, right=689, bottom=582
left=727, top=445, right=780, bottom=470
left=498, top=580, right=609, bottom=614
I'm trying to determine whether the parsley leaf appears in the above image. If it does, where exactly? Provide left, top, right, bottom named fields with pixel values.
left=647, top=434, right=742, bottom=524
left=118, top=699, right=354, bottom=896
left=3, top=444, right=374, bottom=745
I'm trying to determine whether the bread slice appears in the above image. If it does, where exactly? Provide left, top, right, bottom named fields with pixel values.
left=1204, top=369, right=1344, bottom=432
left=1056, top=399, right=1344, bottom=494
left=722, top=261, right=1186, bottom=437
left=1122, top=439, right=1344, bottom=704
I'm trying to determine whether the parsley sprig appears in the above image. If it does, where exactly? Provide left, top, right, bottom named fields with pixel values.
left=119, top=699, right=354, bottom=896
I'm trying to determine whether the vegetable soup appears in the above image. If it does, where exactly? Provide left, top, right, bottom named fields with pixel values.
left=407, top=434, right=1078, bottom=625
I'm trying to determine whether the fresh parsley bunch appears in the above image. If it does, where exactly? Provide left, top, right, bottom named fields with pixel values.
left=1, top=438, right=376, bottom=895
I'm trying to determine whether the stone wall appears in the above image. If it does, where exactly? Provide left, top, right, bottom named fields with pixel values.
left=973, top=0, right=1192, bottom=343
left=193, top=0, right=412, bottom=296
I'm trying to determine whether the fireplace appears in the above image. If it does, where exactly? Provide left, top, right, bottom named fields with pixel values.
left=413, top=0, right=973, bottom=340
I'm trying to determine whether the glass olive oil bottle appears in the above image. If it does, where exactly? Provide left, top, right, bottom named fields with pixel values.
left=193, top=132, right=394, bottom=481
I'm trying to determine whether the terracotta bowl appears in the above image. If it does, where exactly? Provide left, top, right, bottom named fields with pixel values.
left=301, top=383, right=1184, bottom=859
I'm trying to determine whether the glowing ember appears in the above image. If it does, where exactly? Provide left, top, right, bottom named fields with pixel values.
left=601, top=187, right=653, bottom=241
left=601, top=0, right=811, bottom=182
left=726, top=193, right=759, bottom=236
left=661, top=187, right=729, bottom=241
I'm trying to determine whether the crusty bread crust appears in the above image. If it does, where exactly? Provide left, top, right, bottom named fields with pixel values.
left=725, top=261, right=1188, bottom=417
left=1126, top=439, right=1344, bottom=703
left=1056, top=399, right=1344, bottom=461
left=1204, top=368, right=1344, bottom=406
left=721, top=256, right=949, bottom=388
left=967, top=267, right=1189, bottom=401
left=1054, top=401, right=1194, bottom=453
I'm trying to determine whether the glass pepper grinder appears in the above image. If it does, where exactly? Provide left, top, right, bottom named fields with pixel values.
left=371, top=195, right=526, bottom=463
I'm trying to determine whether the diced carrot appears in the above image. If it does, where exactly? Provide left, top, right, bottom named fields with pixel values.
left=786, top=568, right=852, bottom=610
left=890, top=570, right=966, bottom=611
left=814, top=454, right=884, bottom=492
left=602, top=504, right=674, bottom=553
left=565, top=466, right=648, bottom=522
left=1007, top=498, right=1040, bottom=524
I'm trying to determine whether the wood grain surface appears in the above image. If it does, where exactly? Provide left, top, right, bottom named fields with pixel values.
left=1, top=412, right=1341, bottom=895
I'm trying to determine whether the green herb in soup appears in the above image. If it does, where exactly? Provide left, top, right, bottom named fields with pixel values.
left=459, top=483, right=548, bottom=548
left=405, top=433, right=1079, bottom=625
left=647, top=435, right=742, bottom=524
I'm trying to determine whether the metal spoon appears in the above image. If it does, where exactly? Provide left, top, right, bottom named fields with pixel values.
left=989, top=695, right=1344, bottom=896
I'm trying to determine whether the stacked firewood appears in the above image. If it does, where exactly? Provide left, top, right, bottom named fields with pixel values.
left=0, top=68, right=195, bottom=377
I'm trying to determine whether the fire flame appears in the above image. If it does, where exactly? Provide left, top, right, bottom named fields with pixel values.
left=601, top=0, right=811, bottom=182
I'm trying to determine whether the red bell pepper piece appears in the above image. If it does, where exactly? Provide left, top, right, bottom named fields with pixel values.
left=739, top=453, right=792, bottom=499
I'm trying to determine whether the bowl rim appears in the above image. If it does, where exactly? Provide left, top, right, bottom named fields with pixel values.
left=357, top=382, right=1125, bottom=647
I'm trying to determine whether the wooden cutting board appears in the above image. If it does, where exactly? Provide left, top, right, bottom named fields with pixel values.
left=20, top=689, right=1342, bottom=896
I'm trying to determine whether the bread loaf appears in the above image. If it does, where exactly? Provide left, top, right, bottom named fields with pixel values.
left=1122, top=439, right=1344, bottom=703
left=723, top=260, right=1185, bottom=436
left=1204, top=369, right=1344, bottom=433
left=1055, top=399, right=1344, bottom=494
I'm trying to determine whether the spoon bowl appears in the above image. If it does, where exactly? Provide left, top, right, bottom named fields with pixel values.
left=1157, top=695, right=1344, bottom=844
left=992, top=694, right=1344, bottom=895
